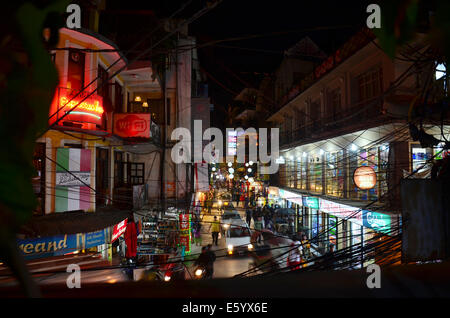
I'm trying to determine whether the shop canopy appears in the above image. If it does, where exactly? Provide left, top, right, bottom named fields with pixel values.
left=19, top=207, right=130, bottom=239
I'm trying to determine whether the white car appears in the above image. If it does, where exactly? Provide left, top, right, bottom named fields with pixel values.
left=225, top=219, right=253, bottom=256
left=220, top=208, right=242, bottom=233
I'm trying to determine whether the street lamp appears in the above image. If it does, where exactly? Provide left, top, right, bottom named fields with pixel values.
left=228, top=162, right=233, bottom=167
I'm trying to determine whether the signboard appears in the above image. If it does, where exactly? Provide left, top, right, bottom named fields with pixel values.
left=114, top=113, right=151, bottom=138
left=302, top=196, right=319, bottom=209
left=17, top=229, right=106, bottom=260
left=55, top=148, right=92, bottom=212
left=353, top=166, right=377, bottom=190
left=279, top=189, right=302, bottom=206
left=362, top=210, right=392, bottom=234
left=85, top=230, right=106, bottom=249
left=111, top=219, right=128, bottom=243
left=227, top=131, right=237, bottom=156
left=56, top=172, right=91, bottom=187
left=179, top=213, right=191, bottom=254
left=57, top=87, right=104, bottom=126
left=320, top=198, right=363, bottom=225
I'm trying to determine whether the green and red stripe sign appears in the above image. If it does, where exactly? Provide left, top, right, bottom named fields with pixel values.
left=55, top=148, right=92, bottom=212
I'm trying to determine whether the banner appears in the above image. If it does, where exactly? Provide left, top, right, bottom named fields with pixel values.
left=17, top=229, right=106, bottom=260
left=179, top=213, right=191, bottom=254
left=111, top=219, right=128, bottom=243
left=55, top=148, right=92, bottom=212
left=194, top=162, right=210, bottom=192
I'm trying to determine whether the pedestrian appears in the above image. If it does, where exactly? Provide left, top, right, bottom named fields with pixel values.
left=254, top=216, right=263, bottom=244
left=205, top=244, right=216, bottom=278
left=124, top=214, right=137, bottom=266
left=245, top=207, right=253, bottom=227
left=263, top=205, right=270, bottom=228
left=210, top=215, right=221, bottom=246
left=194, top=223, right=202, bottom=246
left=301, top=234, right=311, bottom=259
left=287, top=241, right=302, bottom=271
left=319, top=244, right=336, bottom=270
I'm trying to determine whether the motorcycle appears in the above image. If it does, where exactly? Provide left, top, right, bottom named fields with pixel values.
left=193, top=265, right=208, bottom=279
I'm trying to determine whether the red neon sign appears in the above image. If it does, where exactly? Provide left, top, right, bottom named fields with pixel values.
left=60, top=96, right=104, bottom=115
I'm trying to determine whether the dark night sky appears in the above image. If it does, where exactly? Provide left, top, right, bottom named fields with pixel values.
left=104, top=0, right=375, bottom=126
left=187, top=0, right=375, bottom=127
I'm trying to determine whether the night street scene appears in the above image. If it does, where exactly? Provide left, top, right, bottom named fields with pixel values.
left=1, top=0, right=450, bottom=307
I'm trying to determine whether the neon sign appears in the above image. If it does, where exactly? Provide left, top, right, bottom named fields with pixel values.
left=60, top=96, right=104, bottom=116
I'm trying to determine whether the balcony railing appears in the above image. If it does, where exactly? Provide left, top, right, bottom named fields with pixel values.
left=280, top=97, right=383, bottom=147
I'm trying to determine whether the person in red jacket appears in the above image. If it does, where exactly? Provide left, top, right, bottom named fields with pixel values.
left=124, top=214, right=137, bottom=265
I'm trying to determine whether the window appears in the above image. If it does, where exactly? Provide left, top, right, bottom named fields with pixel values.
left=357, top=67, right=383, bottom=102
left=114, top=83, right=123, bottom=113
left=32, top=143, right=46, bottom=216
left=114, top=151, right=124, bottom=187
left=229, top=227, right=251, bottom=238
left=128, top=162, right=145, bottom=185
left=436, top=63, right=446, bottom=80
left=309, top=99, right=321, bottom=129
left=97, top=64, right=110, bottom=101
left=327, top=87, right=342, bottom=120
left=68, top=49, right=85, bottom=91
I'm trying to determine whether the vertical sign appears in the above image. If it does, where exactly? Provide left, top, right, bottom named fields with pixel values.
left=55, top=148, right=92, bottom=212
left=179, top=213, right=191, bottom=254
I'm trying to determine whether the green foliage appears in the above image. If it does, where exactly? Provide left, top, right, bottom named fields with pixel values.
left=0, top=0, right=69, bottom=232
left=373, top=0, right=419, bottom=59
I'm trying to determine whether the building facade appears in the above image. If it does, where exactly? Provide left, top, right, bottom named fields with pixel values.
left=267, top=29, right=449, bottom=264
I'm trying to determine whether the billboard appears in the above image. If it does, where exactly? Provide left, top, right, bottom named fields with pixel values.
left=114, top=113, right=151, bottom=138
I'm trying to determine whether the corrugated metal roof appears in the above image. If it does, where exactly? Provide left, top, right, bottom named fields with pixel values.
left=19, top=208, right=130, bottom=238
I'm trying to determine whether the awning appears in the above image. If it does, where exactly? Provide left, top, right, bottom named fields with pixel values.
left=19, top=208, right=131, bottom=239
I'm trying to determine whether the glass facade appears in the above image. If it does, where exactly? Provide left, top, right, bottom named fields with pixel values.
left=280, top=144, right=390, bottom=202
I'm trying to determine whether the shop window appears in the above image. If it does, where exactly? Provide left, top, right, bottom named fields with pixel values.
left=308, top=155, right=322, bottom=193
left=296, top=158, right=302, bottom=190
left=411, top=145, right=433, bottom=174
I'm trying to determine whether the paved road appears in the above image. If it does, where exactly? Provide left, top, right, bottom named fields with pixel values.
left=192, top=204, right=253, bottom=279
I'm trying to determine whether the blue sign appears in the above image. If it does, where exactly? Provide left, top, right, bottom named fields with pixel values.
left=17, top=235, right=79, bottom=260
left=85, top=230, right=105, bottom=249
left=18, top=229, right=107, bottom=260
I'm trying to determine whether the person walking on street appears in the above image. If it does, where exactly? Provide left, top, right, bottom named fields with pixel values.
left=124, top=214, right=137, bottom=266
left=205, top=244, right=216, bottom=278
left=254, top=216, right=263, bottom=244
left=287, top=241, right=303, bottom=271
left=245, top=207, right=253, bottom=227
left=210, top=216, right=221, bottom=246
left=319, top=243, right=336, bottom=270
left=194, top=222, right=202, bottom=246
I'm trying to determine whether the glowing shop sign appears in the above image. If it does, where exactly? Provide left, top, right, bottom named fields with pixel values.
left=353, top=166, right=377, bottom=190
left=60, top=96, right=104, bottom=116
